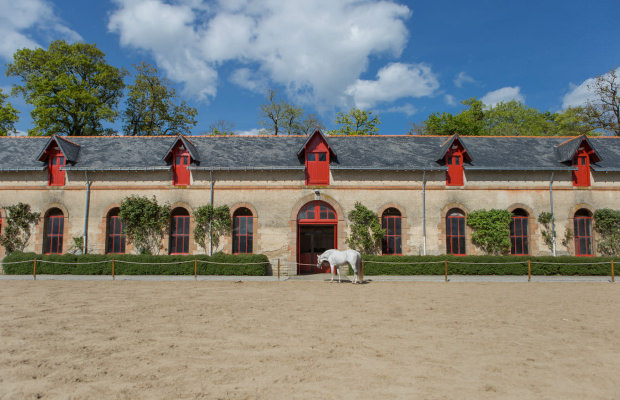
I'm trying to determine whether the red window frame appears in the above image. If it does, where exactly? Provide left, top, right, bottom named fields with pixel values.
left=233, top=213, right=253, bottom=254
left=304, top=133, right=330, bottom=185
left=446, top=148, right=464, bottom=186
left=574, top=216, right=593, bottom=256
left=44, top=212, right=64, bottom=254
left=510, top=216, right=529, bottom=255
left=106, top=215, right=126, bottom=254
left=173, top=149, right=191, bottom=186
left=169, top=214, right=190, bottom=254
left=572, top=151, right=591, bottom=187
left=48, top=150, right=66, bottom=186
left=382, top=213, right=402, bottom=255
left=446, top=212, right=466, bottom=255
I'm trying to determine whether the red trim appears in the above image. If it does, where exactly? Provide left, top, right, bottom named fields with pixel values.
left=574, top=216, right=593, bottom=256
left=106, top=215, right=126, bottom=254
left=446, top=214, right=466, bottom=255
left=233, top=215, right=253, bottom=254
left=382, top=215, right=402, bottom=255
left=304, top=133, right=330, bottom=185
left=572, top=149, right=591, bottom=187
left=48, top=149, right=66, bottom=186
left=173, top=148, right=190, bottom=186
left=169, top=215, right=190, bottom=254
left=44, top=214, right=64, bottom=254
left=297, top=201, right=337, bottom=274
left=446, top=146, right=464, bottom=186
left=510, top=216, right=529, bottom=255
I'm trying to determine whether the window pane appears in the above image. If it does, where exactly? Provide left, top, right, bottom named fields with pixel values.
left=239, top=217, right=246, bottom=234
left=239, top=237, right=247, bottom=253
left=394, top=237, right=402, bottom=254
left=247, top=217, right=253, bottom=233
left=233, top=237, right=239, bottom=254
left=307, top=153, right=316, bottom=161
left=318, top=153, right=326, bottom=161
left=395, top=217, right=401, bottom=232
left=247, top=236, right=253, bottom=253
left=523, top=240, right=529, bottom=255
left=176, top=156, right=181, bottom=164
left=455, top=156, right=460, bottom=165
left=452, top=237, right=459, bottom=254
left=458, top=237, right=465, bottom=254
left=382, top=218, right=387, bottom=230
left=457, top=218, right=465, bottom=235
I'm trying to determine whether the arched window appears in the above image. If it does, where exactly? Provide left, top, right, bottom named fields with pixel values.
left=574, top=209, right=593, bottom=256
left=382, top=208, right=402, bottom=255
left=43, top=208, right=64, bottom=254
left=106, top=208, right=125, bottom=254
left=510, top=209, right=529, bottom=255
left=446, top=208, right=466, bottom=255
left=169, top=208, right=190, bottom=255
left=233, top=208, right=253, bottom=254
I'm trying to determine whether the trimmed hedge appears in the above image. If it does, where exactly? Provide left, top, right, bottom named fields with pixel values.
left=1, top=252, right=269, bottom=276
left=359, top=255, right=618, bottom=276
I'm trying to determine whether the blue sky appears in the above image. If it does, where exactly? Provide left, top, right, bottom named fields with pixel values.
left=1, top=0, right=619, bottom=136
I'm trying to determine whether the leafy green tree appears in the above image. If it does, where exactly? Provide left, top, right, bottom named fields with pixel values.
left=484, top=101, right=556, bottom=136
left=6, top=40, right=126, bottom=136
left=466, top=209, right=512, bottom=255
left=345, top=202, right=384, bottom=255
left=119, top=195, right=170, bottom=255
left=594, top=208, right=620, bottom=255
left=207, top=120, right=235, bottom=136
left=123, top=62, right=197, bottom=136
left=553, top=106, right=597, bottom=136
left=424, top=98, right=485, bottom=136
left=0, top=203, right=40, bottom=254
left=538, top=212, right=556, bottom=252
left=0, top=89, right=19, bottom=136
left=193, top=204, right=232, bottom=254
left=331, top=108, right=380, bottom=136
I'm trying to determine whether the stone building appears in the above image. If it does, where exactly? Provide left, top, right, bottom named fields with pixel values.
left=0, top=130, right=619, bottom=275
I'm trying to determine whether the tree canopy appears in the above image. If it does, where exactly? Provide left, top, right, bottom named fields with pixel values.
left=6, top=40, right=126, bottom=136
left=585, top=68, right=620, bottom=136
left=330, top=108, right=380, bottom=136
left=123, top=62, right=197, bottom=136
left=258, top=89, right=323, bottom=135
left=0, top=88, right=19, bottom=136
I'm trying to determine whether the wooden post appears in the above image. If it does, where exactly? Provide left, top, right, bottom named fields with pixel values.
left=360, top=260, right=364, bottom=284
left=112, top=258, right=115, bottom=280
left=194, top=259, right=197, bottom=281
left=444, top=260, right=448, bottom=282
left=612, top=260, right=615, bottom=283
left=528, top=259, right=531, bottom=282
left=277, top=259, right=280, bottom=281
left=33, top=258, right=37, bottom=281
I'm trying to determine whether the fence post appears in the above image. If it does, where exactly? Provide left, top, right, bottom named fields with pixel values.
left=33, top=258, right=37, bottom=281
left=194, top=259, right=197, bottom=281
left=277, top=259, right=280, bottom=281
left=360, top=260, right=364, bottom=284
left=112, top=258, right=115, bottom=281
left=612, top=260, right=615, bottom=283
left=528, top=259, right=531, bottom=282
left=444, top=260, right=448, bottom=282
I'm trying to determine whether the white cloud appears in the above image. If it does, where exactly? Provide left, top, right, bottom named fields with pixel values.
left=229, top=68, right=268, bottom=94
left=454, top=72, right=476, bottom=88
left=481, top=86, right=524, bottom=107
left=561, top=68, right=620, bottom=109
left=345, top=63, right=439, bottom=109
left=109, top=0, right=418, bottom=106
left=385, top=103, right=417, bottom=116
left=444, top=94, right=456, bottom=106
left=235, top=128, right=262, bottom=136
left=0, top=0, right=81, bottom=59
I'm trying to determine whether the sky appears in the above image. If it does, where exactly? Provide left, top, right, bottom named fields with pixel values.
left=0, top=0, right=619, bottom=136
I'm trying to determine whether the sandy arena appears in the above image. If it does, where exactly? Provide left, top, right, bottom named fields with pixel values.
left=0, top=280, right=618, bottom=399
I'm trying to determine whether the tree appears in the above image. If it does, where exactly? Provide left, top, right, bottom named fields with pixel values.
left=424, top=98, right=485, bottom=136
left=553, top=106, right=598, bottom=136
left=119, top=195, right=170, bottom=255
left=6, top=40, right=126, bottom=136
left=299, top=113, right=324, bottom=135
left=466, top=209, right=512, bottom=255
left=484, top=101, right=556, bottom=136
left=586, top=68, right=620, bottom=136
left=123, top=62, right=197, bottom=136
left=345, top=202, right=384, bottom=255
left=0, top=203, right=40, bottom=254
left=331, top=108, right=380, bottom=135
left=594, top=208, right=620, bottom=256
left=207, top=120, right=235, bottom=136
left=0, top=89, right=19, bottom=136
left=193, top=204, right=232, bottom=254
left=258, top=89, right=288, bottom=135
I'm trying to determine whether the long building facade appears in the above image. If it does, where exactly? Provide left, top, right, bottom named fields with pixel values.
left=0, top=130, right=619, bottom=275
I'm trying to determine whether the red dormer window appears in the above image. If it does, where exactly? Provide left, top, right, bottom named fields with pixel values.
left=48, top=147, right=65, bottom=186
left=173, top=148, right=190, bottom=186
left=304, top=134, right=330, bottom=185
left=446, top=147, right=464, bottom=186
left=572, top=149, right=591, bottom=187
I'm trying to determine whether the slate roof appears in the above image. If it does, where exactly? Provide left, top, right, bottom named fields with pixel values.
left=1, top=134, right=620, bottom=173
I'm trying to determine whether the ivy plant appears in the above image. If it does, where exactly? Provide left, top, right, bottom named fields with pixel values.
left=537, top=211, right=556, bottom=252
left=0, top=203, right=40, bottom=254
left=119, top=195, right=170, bottom=255
left=466, top=209, right=512, bottom=255
left=594, top=208, right=620, bottom=256
left=345, top=201, right=384, bottom=255
left=193, top=204, right=232, bottom=253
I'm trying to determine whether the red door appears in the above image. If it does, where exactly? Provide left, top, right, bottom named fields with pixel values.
left=48, top=151, right=65, bottom=186
left=173, top=152, right=190, bottom=185
left=297, top=201, right=337, bottom=274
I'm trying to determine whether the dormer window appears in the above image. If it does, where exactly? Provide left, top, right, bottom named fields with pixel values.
left=173, top=146, right=190, bottom=186
left=48, top=147, right=65, bottom=186
left=446, top=147, right=464, bottom=186
left=300, top=129, right=333, bottom=186
left=572, top=149, right=591, bottom=187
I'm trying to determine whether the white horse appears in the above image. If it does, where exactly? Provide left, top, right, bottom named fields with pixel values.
left=317, top=249, right=362, bottom=284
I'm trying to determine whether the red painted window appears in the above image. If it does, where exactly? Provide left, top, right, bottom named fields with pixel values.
left=106, top=209, right=125, bottom=254
left=572, top=151, right=591, bottom=187
left=574, top=210, right=593, bottom=256
left=298, top=201, right=336, bottom=222
left=44, top=209, right=64, bottom=254
left=233, top=208, right=253, bottom=254
left=510, top=210, right=529, bottom=255
left=169, top=209, right=190, bottom=254
left=446, top=209, right=466, bottom=255
left=304, top=134, right=330, bottom=185
left=48, top=149, right=66, bottom=186
left=173, top=150, right=190, bottom=186
left=446, top=148, right=464, bottom=186
left=382, top=208, right=402, bottom=255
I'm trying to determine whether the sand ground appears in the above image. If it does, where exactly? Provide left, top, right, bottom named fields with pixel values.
left=0, top=280, right=618, bottom=400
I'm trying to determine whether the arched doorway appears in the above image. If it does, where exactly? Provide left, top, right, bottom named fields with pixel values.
left=297, top=201, right=337, bottom=274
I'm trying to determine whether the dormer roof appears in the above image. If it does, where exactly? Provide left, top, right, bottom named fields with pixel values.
left=555, top=135, right=602, bottom=164
left=36, top=135, right=81, bottom=163
left=163, top=135, right=201, bottom=163
left=297, top=128, right=337, bottom=160
left=436, top=134, right=472, bottom=163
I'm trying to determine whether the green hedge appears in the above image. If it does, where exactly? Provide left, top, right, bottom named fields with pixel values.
left=358, top=255, right=618, bottom=276
left=1, top=252, right=269, bottom=276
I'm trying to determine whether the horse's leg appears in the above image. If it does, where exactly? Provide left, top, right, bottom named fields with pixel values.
left=330, top=264, right=335, bottom=282
left=337, top=265, right=341, bottom=283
